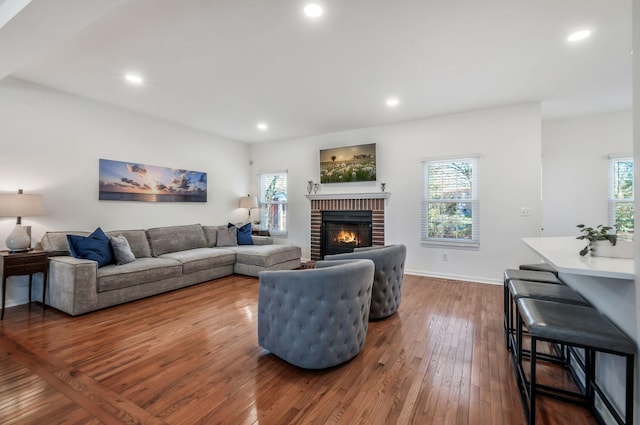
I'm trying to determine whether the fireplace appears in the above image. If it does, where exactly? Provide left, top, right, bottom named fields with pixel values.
left=322, top=210, right=372, bottom=257
left=309, top=193, right=387, bottom=261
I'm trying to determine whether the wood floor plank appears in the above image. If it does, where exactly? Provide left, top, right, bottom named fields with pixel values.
left=0, top=274, right=599, bottom=424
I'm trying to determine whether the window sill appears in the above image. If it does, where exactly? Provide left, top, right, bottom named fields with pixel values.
left=421, top=240, right=480, bottom=250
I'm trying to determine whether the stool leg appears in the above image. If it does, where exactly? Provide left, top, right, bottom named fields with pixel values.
left=530, top=337, right=537, bottom=425
left=517, top=305, right=523, bottom=367
left=625, top=354, right=634, bottom=425
left=585, top=349, right=594, bottom=404
left=504, top=280, right=509, bottom=348
left=514, top=304, right=529, bottom=424
left=508, top=290, right=517, bottom=355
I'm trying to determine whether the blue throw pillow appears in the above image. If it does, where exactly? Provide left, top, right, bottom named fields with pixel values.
left=67, top=227, right=113, bottom=267
left=228, top=222, right=253, bottom=245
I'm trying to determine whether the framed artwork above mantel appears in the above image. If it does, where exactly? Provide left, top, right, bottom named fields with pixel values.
left=319, top=143, right=376, bottom=184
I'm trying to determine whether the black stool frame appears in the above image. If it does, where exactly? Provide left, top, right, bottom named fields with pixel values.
left=512, top=303, right=635, bottom=425
left=506, top=284, right=567, bottom=364
left=503, top=270, right=562, bottom=350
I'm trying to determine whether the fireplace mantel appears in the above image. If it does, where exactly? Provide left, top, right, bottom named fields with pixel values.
left=305, top=192, right=390, bottom=201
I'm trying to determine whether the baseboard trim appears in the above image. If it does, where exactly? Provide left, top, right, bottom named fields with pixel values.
left=404, top=269, right=502, bottom=286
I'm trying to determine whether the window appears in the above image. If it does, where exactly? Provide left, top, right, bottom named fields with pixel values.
left=260, top=171, right=287, bottom=235
left=422, top=157, right=479, bottom=247
left=609, top=156, right=633, bottom=238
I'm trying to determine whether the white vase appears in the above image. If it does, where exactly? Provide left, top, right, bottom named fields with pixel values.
left=6, top=224, right=31, bottom=252
left=591, top=240, right=633, bottom=259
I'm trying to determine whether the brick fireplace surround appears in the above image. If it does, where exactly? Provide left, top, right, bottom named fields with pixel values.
left=307, top=193, right=389, bottom=261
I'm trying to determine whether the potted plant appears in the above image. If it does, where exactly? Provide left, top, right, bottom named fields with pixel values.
left=576, top=224, right=617, bottom=256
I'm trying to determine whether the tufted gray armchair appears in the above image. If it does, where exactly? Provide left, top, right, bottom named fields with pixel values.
left=324, top=244, right=406, bottom=320
left=258, top=259, right=374, bottom=369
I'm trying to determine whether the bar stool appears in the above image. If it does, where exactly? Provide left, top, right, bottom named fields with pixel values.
left=514, top=298, right=635, bottom=425
left=519, top=262, right=558, bottom=276
left=506, top=279, right=589, bottom=360
left=503, top=269, right=563, bottom=347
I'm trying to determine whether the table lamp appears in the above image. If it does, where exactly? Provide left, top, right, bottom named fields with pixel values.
left=0, top=189, right=44, bottom=252
left=239, top=195, right=259, bottom=222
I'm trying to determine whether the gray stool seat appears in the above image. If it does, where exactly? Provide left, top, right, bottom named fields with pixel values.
left=503, top=269, right=562, bottom=349
left=504, top=269, right=562, bottom=285
left=513, top=298, right=635, bottom=425
left=518, top=298, right=635, bottom=354
left=505, top=280, right=588, bottom=356
left=519, top=263, right=558, bottom=276
left=508, top=280, right=588, bottom=306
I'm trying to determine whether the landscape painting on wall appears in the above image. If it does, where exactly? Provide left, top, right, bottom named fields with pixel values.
left=99, top=159, right=207, bottom=202
left=320, top=143, right=376, bottom=183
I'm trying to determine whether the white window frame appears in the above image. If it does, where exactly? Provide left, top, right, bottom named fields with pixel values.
left=259, top=171, right=288, bottom=237
left=421, top=156, right=480, bottom=248
left=608, top=154, right=634, bottom=237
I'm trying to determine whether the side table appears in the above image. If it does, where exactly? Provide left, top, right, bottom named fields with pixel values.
left=252, top=229, right=271, bottom=237
left=1, top=250, right=49, bottom=320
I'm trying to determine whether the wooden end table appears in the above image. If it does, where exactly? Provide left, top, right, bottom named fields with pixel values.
left=1, top=250, right=49, bottom=320
left=252, top=229, right=271, bottom=236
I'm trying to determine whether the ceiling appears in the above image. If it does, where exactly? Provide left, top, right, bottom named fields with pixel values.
left=0, top=0, right=632, bottom=143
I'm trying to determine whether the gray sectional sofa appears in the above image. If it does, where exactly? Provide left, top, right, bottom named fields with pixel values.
left=34, top=224, right=301, bottom=316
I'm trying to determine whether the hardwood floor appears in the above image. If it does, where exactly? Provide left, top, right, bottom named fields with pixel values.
left=0, top=274, right=597, bottom=425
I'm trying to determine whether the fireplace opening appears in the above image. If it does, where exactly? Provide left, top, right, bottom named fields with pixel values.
left=322, top=210, right=372, bottom=258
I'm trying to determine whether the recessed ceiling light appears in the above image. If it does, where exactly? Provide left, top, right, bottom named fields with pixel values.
left=386, top=97, right=400, bottom=108
left=567, top=30, right=591, bottom=42
left=304, top=3, right=323, bottom=18
left=125, top=74, right=144, bottom=84
left=257, top=122, right=268, bottom=131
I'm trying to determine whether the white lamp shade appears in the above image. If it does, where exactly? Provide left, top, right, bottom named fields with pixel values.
left=0, top=192, right=44, bottom=217
left=239, top=196, right=259, bottom=209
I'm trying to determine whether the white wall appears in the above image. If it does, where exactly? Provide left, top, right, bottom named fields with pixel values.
left=542, top=111, right=633, bottom=237
left=251, top=103, right=543, bottom=284
left=0, top=77, right=251, bottom=307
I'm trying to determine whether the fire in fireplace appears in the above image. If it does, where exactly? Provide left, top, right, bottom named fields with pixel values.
left=322, top=210, right=372, bottom=257
left=334, top=229, right=360, bottom=244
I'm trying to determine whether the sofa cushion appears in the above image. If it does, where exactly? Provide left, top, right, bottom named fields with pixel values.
left=202, top=226, right=219, bottom=247
left=109, top=235, right=136, bottom=265
left=105, top=229, right=151, bottom=258
left=227, top=245, right=301, bottom=268
left=230, top=222, right=253, bottom=245
left=97, top=257, right=182, bottom=292
left=159, top=248, right=236, bottom=274
left=146, top=224, right=207, bottom=257
left=67, top=228, right=113, bottom=268
left=216, top=226, right=238, bottom=247
left=41, top=231, right=90, bottom=255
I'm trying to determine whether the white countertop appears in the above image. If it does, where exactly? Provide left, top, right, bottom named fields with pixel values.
left=522, top=237, right=634, bottom=280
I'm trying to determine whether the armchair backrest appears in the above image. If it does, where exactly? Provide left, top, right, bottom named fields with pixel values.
left=324, top=244, right=406, bottom=319
left=258, top=259, right=374, bottom=369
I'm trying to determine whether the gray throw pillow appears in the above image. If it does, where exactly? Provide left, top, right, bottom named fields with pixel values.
left=109, top=235, right=136, bottom=265
left=216, top=227, right=238, bottom=247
